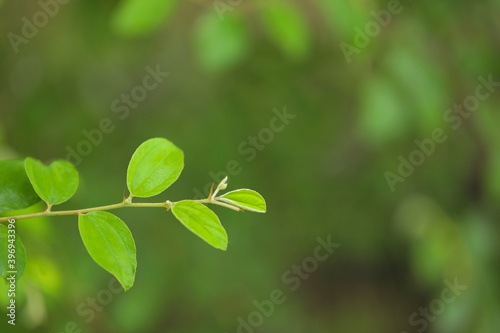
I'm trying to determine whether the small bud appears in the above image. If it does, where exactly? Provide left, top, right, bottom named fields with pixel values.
left=212, top=176, right=229, bottom=198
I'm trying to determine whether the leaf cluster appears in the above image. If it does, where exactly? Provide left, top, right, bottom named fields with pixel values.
left=0, top=138, right=266, bottom=290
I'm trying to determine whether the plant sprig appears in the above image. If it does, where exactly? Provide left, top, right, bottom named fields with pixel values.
left=0, top=195, right=244, bottom=223
left=0, top=138, right=266, bottom=291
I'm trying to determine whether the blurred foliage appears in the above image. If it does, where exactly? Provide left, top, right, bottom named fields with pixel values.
left=1, top=0, right=500, bottom=332
left=259, top=1, right=311, bottom=61
left=194, top=12, right=249, bottom=73
left=111, top=0, right=179, bottom=37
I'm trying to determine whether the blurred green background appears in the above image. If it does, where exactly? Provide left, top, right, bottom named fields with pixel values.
left=1, top=0, right=500, bottom=332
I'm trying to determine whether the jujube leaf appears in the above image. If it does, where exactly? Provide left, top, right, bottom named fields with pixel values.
left=24, top=158, right=79, bottom=207
left=171, top=200, right=228, bottom=250
left=0, top=159, right=40, bottom=214
left=78, top=211, right=137, bottom=291
left=127, top=138, right=184, bottom=198
left=217, top=189, right=266, bottom=213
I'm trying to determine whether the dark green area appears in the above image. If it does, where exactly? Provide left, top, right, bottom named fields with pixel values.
left=1, top=0, right=499, bottom=332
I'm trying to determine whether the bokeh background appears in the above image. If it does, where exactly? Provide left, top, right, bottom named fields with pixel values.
left=1, top=0, right=500, bottom=332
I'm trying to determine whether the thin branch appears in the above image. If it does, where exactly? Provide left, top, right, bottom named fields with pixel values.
left=0, top=202, right=167, bottom=223
left=195, top=198, right=242, bottom=212
left=0, top=198, right=242, bottom=223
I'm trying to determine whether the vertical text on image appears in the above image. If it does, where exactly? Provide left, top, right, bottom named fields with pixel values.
left=6, top=219, right=18, bottom=325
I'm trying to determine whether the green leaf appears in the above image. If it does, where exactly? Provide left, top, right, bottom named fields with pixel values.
left=217, top=189, right=267, bottom=213
left=127, top=138, right=184, bottom=198
left=260, top=2, right=311, bottom=60
left=171, top=200, right=228, bottom=250
left=24, top=158, right=79, bottom=207
left=0, top=160, right=40, bottom=214
left=112, top=0, right=179, bottom=36
left=194, top=12, right=250, bottom=73
left=78, top=212, right=137, bottom=291
left=0, top=224, right=27, bottom=281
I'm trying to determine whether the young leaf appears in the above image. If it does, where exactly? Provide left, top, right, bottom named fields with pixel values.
left=217, top=189, right=267, bottom=213
left=127, top=138, right=184, bottom=198
left=24, top=158, right=79, bottom=207
left=78, top=212, right=137, bottom=291
left=0, top=160, right=40, bottom=214
left=0, top=224, right=27, bottom=280
left=171, top=200, right=228, bottom=250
